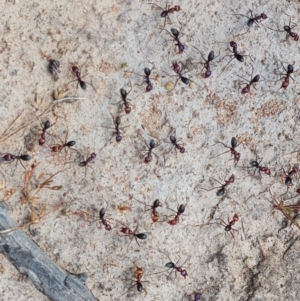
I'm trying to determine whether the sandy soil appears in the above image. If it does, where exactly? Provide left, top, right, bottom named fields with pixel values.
left=1, top=0, right=300, bottom=300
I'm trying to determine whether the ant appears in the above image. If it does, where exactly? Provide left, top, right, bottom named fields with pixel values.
left=201, top=174, right=235, bottom=196
left=152, top=249, right=188, bottom=279
left=148, top=2, right=180, bottom=28
left=164, top=24, right=185, bottom=53
left=1, top=153, right=31, bottom=171
left=212, top=137, right=241, bottom=165
left=273, top=61, right=299, bottom=90
left=237, top=67, right=262, bottom=94
left=169, top=135, right=185, bottom=153
left=71, top=65, right=87, bottom=90
left=267, top=13, right=299, bottom=42
left=282, top=165, right=298, bottom=194
left=51, top=139, right=76, bottom=154
left=99, top=206, right=112, bottom=231
left=78, top=152, right=96, bottom=180
left=119, top=265, right=147, bottom=297
left=115, top=85, right=132, bottom=114
left=139, top=135, right=160, bottom=163
left=167, top=203, right=187, bottom=226
left=220, top=41, right=251, bottom=75
left=167, top=61, right=196, bottom=90
left=38, top=120, right=52, bottom=146
left=229, top=10, right=267, bottom=36
left=191, top=46, right=218, bottom=78
left=119, top=224, right=147, bottom=247
left=246, top=155, right=271, bottom=177
left=127, top=62, right=155, bottom=92
left=187, top=291, right=202, bottom=301
left=220, top=213, right=239, bottom=239
left=135, top=198, right=163, bottom=223
left=100, top=115, right=124, bottom=143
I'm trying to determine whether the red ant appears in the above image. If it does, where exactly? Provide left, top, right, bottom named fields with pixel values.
left=2, top=153, right=31, bottom=170
left=163, top=23, right=185, bottom=53
left=119, top=224, right=147, bottom=247
left=38, top=120, right=52, bottom=146
left=267, top=13, right=299, bottom=42
left=220, top=213, right=239, bottom=239
left=135, top=198, right=163, bottom=223
left=51, top=140, right=76, bottom=153
left=71, top=66, right=87, bottom=90
left=212, top=137, right=241, bottom=165
left=191, top=46, right=218, bottom=78
left=166, top=61, right=199, bottom=90
left=127, top=62, right=155, bottom=92
left=119, top=266, right=147, bottom=297
left=167, top=203, right=187, bottom=226
left=229, top=10, right=267, bottom=36
left=100, top=115, right=125, bottom=143
left=280, top=165, right=299, bottom=195
left=152, top=249, right=188, bottom=279
left=169, top=135, right=185, bottom=153
left=114, top=85, right=132, bottom=114
left=237, top=67, right=262, bottom=94
left=139, top=135, right=160, bottom=163
left=78, top=152, right=96, bottom=180
left=148, top=2, right=180, bottom=28
left=220, top=41, right=251, bottom=75
left=273, top=61, right=299, bottom=90
left=245, top=154, right=270, bottom=177
left=99, top=206, right=112, bottom=231
left=201, top=174, right=235, bottom=196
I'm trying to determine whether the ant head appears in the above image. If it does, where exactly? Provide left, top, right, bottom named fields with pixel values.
left=116, top=135, right=122, bottom=143
left=261, top=13, right=267, bottom=19
left=231, top=137, right=237, bottom=148
left=181, top=269, right=188, bottom=278
left=178, top=44, right=185, bottom=53
left=174, top=5, right=180, bottom=12
left=241, top=86, right=250, bottom=94
left=171, top=28, right=179, bottom=37
left=146, top=84, right=153, bottom=92
left=233, top=214, right=239, bottom=222
left=90, top=152, right=97, bottom=159
left=105, top=224, right=112, bottom=231
left=66, top=141, right=76, bottom=147
left=228, top=175, right=235, bottom=183
left=287, top=64, right=294, bottom=74
left=144, top=156, right=152, bottom=164
left=293, top=166, right=299, bottom=173
left=208, top=50, right=215, bottom=62
left=39, top=137, right=46, bottom=146
left=125, top=105, right=131, bottom=114
left=20, top=154, right=31, bottom=161
left=229, top=41, right=237, bottom=48
left=72, top=66, right=80, bottom=73
left=262, top=167, right=271, bottom=175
